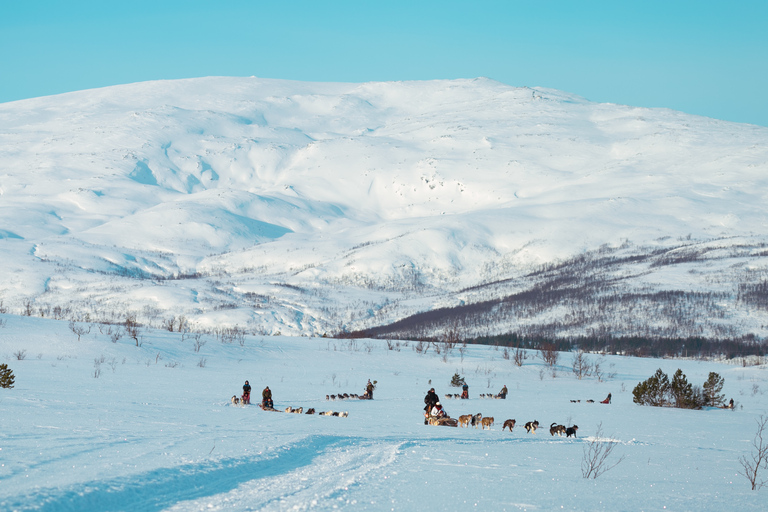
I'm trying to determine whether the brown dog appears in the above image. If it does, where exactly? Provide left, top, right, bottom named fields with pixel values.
left=502, top=419, right=516, bottom=432
left=458, top=414, right=472, bottom=427
left=480, top=417, right=494, bottom=429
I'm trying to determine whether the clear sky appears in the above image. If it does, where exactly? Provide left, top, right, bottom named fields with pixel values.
left=2, top=0, right=766, bottom=126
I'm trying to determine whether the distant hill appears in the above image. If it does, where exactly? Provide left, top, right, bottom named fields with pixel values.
left=1, top=76, right=767, bottom=340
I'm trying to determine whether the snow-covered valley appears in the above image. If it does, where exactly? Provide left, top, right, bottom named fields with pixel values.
left=1, top=314, right=767, bottom=511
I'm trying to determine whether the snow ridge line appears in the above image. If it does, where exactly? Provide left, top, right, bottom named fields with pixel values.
left=2, top=435, right=352, bottom=512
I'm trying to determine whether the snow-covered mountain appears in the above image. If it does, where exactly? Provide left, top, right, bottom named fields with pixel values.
left=1, top=77, right=767, bottom=338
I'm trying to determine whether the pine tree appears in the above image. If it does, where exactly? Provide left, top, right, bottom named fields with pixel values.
left=703, top=372, right=725, bottom=407
left=671, top=369, right=695, bottom=409
left=450, top=372, right=466, bottom=387
left=632, top=368, right=670, bottom=406
left=0, top=363, right=15, bottom=389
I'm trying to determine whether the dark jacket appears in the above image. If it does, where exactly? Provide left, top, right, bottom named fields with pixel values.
left=262, top=387, right=272, bottom=400
left=243, top=383, right=251, bottom=395
left=424, top=390, right=439, bottom=411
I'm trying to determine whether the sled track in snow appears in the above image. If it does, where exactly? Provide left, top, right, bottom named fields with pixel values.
left=4, top=435, right=401, bottom=512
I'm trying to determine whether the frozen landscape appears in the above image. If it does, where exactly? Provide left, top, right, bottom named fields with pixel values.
left=1, top=314, right=767, bottom=511
left=1, top=77, right=768, bottom=339
left=1, top=77, right=768, bottom=510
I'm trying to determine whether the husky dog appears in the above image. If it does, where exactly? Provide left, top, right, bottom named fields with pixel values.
left=470, top=413, right=483, bottom=428
left=231, top=395, right=241, bottom=405
left=502, top=419, right=516, bottom=432
left=306, top=408, right=316, bottom=415
left=458, top=414, right=472, bottom=427
left=549, top=423, right=566, bottom=436
left=524, top=420, right=540, bottom=434
left=480, top=417, right=494, bottom=429
left=566, top=425, right=579, bottom=437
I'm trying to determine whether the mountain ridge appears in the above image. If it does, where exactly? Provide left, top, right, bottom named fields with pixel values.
left=1, top=76, right=767, bottom=339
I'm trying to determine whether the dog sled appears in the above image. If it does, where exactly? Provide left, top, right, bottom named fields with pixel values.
left=428, top=416, right=458, bottom=427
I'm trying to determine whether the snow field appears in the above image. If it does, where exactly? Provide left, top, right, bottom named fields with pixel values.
left=1, top=314, right=767, bottom=510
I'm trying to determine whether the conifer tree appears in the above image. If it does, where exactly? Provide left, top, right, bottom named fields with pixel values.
left=0, top=363, right=15, bottom=389
left=703, top=372, right=725, bottom=407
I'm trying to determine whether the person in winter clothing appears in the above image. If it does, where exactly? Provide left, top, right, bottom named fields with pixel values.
left=424, top=388, right=439, bottom=424
left=365, top=379, right=374, bottom=399
left=461, top=383, right=469, bottom=399
left=600, top=393, right=611, bottom=404
left=242, top=380, right=252, bottom=404
left=497, top=385, right=508, bottom=399
left=262, top=386, right=273, bottom=409
left=431, top=402, right=446, bottom=419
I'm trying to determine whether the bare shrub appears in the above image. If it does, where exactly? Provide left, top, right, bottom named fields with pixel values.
left=739, top=415, right=768, bottom=490
left=93, top=355, right=105, bottom=379
left=197, top=357, right=207, bottom=368
left=581, top=423, right=625, bottom=479
left=13, top=349, right=27, bottom=361
left=513, top=347, right=527, bottom=367
left=571, top=350, right=592, bottom=379
left=539, top=344, right=559, bottom=367
left=162, top=316, right=176, bottom=332
left=124, top=314, right=141, bottom=346
left=192, top=333, right=206, bottom=353
left=69, top=321, right=91, bottom=341
left=110, top=328, right=124, bottom=343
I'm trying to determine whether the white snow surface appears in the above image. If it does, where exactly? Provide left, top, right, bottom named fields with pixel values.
left=1, top=77, right=768, bottom=337
left=1, top=314, right=767, bottom=511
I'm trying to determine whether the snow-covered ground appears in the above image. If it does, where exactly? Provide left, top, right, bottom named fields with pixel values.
left=1, top=77, right=768, bottom=338
left=1, top=314, right=767, bottom=511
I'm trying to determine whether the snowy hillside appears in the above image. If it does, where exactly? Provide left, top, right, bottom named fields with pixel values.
left=1, top=314, right=767, bottom=510
left=1, top=77, right=768, bottom=338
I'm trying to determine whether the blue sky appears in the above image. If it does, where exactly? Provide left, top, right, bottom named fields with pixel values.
left=2, top=0, right=766, bottom=126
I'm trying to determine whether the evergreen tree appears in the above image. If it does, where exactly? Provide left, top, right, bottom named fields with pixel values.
left=671, top=369, right=697, bottom=409
left=450, top=372, right=466, bottom=387
left=632, top=368, right=670, bottom=406
left=702, top=372, right=725, bottom=407
left=0, top=363, right=15, bottom=389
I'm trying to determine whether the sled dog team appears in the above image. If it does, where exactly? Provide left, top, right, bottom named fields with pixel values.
left=230, top=379, right=375, bottom=418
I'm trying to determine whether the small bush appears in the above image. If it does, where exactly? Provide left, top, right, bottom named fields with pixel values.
left=0, top=363, right=15, bottom=388
left=450, top=372, right=466, bottom=387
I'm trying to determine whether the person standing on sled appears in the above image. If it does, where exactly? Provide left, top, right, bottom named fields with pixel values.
left=424, top=388, right=439, bottom=424
left=461, top=383, right=469, bottom=399
left=242, top=380, right=252, bottom=404
left=365, top=379, right=374, bottom=399
left=262, top=386, right=273, bottom=409
left=497, top=385, right=508, bottom=399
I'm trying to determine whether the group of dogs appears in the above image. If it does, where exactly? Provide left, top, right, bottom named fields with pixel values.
left=443, top=393, right=504, bottom=399
left=281, top=405, right=350, bottom=417
left=455, top=415, right=579, bottom=436
left=230, top=396, right=349, bottom=417
left=326, top=393, right=370, bottom=400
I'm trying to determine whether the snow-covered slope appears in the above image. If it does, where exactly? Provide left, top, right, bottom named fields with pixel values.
left=1, top=315, right=767, bottom=510
left=1, top=77, right=767, bottom=337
